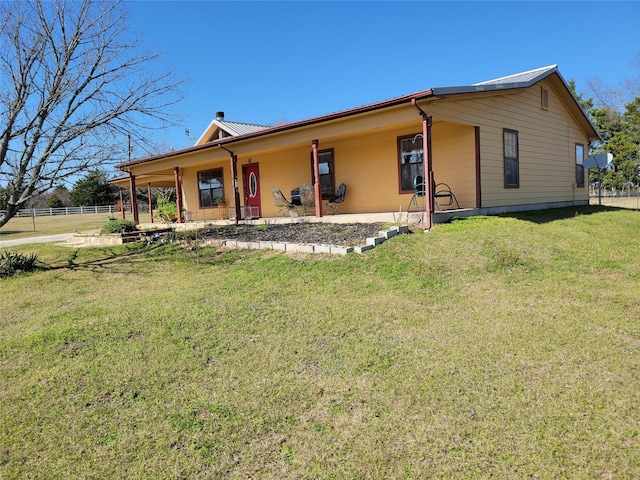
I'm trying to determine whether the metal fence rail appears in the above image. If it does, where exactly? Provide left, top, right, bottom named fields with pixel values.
left=0, top=205, right=116, bottom=218
left=589, top=186, right=639, bottom=197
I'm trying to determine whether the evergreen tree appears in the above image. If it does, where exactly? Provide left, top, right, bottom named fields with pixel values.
left=46, top=193, right=64, bottom=208
left=70, top=170, right=117, bottom=206
left=0, top=185, right=7, bottom=210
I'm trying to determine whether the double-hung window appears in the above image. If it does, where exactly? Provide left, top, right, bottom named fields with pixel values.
left=575, top=143, right=585, bottom=187
left=311, top=149, right=335, bottom=199
left=503, top=129, right=519, bottom=188
left=398, top=134, right=424, bottom=193
left=197, top=168, right=224, bottom=208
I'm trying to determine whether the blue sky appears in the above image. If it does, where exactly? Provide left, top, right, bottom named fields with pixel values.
left=125, top=0, right=640, bottom=153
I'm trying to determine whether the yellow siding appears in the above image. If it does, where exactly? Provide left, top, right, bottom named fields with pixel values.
left=244, top=129, right=416, bottom=216
left=430, top=79, right=589, bottom=208
left=180, top=159, right=230, bottom=222
left=175, top=120, right=480, bottom=218
left=431, top=122, right=476, bottom=208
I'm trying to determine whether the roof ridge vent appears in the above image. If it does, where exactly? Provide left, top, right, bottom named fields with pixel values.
left=216, top=111, right=225, bottom=121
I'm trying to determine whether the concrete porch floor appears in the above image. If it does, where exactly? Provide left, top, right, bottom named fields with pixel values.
left=136, top=208, right=477, bottom=231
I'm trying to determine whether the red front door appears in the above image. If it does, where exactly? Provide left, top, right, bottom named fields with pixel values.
left=243, top=163, right=261, bottom=218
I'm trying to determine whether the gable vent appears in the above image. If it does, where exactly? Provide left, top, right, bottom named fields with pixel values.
left=541, top=87, right=549, bottom=110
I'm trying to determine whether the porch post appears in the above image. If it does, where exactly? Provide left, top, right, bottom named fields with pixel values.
left=119, top=187, right=125, bottom=220
left=174, top=167, right=183, bottom=223
left=230, top=154, right=240, bottom=225
left=147, top=182, right=154, bottom=223
left=412, top=99, right=434, bottom=229
left=129, top=174, right=139, bottom=225
left=474, top=126, right=482, bottom=208
left=312, top=139, right=322, bottom=217
left=422, top=115, right=434, bottom=229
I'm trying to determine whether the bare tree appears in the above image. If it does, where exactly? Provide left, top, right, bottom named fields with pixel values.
left=0, top=0, right=184, bottom=227
left=585, top=53, right=640, bottom=112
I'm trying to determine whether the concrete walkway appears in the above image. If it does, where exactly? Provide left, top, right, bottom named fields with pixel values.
left=0, top=233, right=76, bottom=248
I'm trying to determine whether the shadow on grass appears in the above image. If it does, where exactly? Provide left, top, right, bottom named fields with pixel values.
left=449, top=205, right=629, bottom=226
left=42, top=241, right=241, bottom=275
left=41, top=242, right=173, bottom=275
left=497, top=205, right=630, bottom=224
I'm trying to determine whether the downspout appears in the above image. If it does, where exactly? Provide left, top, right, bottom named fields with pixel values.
left=312, top=139, right=322, bottom=217
left=220, top=145, right=241, bottom=225
left=411, top=99, right=433, bottom=230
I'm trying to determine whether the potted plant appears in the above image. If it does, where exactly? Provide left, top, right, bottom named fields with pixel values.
left=216, top=196, right=228, bottom=219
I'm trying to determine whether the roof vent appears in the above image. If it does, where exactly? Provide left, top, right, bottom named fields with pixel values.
left=215, top=111, right=225, bottom=121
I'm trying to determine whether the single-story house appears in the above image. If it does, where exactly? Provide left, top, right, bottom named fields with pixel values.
left=113, top=65, right=600, bottom=228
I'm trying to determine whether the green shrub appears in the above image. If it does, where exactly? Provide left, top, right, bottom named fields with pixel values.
left=0, top=251, right=39, bottom=278
left=156, top=200, right=178, bottom=221
left=103, top=219, right=137, bottom=234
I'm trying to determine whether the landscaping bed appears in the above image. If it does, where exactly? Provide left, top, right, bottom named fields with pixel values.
left=193, top=222, right=391, bottom=246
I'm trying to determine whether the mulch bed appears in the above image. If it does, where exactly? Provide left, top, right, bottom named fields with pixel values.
left=196, top=222, right=390, bottom=247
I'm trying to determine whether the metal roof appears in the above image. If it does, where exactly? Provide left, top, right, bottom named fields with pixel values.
left=473, top=64, right=558, bottom=87
left=429, top=65, right=561, bottom=97
left=194, top=118, right=268, bottom=144
left=216, top=120, right=269, bottom=137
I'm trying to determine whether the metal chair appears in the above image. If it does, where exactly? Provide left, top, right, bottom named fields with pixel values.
left=407, top=176, right=425, bottom=211
left=434, top=182, right=460, bottom=209
left=407, top=176, right=460, bottom=211
left=271, top=187, right=298, bottom=217
left=326, top=183, right=346, bottom=214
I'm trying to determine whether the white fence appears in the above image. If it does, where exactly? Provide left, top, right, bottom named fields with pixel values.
left=589, top=186, right=639, bottom=198
left=0, top=205, right=116, bottom=218
left=589, top=186, right=640, bottom=209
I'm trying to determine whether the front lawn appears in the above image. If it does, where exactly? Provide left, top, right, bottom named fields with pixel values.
left=1, top=206, right=638, bottom=479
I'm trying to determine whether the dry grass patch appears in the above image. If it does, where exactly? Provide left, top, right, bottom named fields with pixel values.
left=0, top=212, right=110, bottom=240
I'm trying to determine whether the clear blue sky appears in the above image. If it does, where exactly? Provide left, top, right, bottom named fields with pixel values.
left=125, top=0, right=640, bottom=153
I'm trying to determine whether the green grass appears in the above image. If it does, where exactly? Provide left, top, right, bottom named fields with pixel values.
left=0, top=212, right=112, bottom=240
left=1, top=206, right=639, bottom=479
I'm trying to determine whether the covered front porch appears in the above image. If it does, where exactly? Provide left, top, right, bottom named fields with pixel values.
left=110, top=172, right=181, bottom=225
left=113, top=102, right=482, bottom=229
